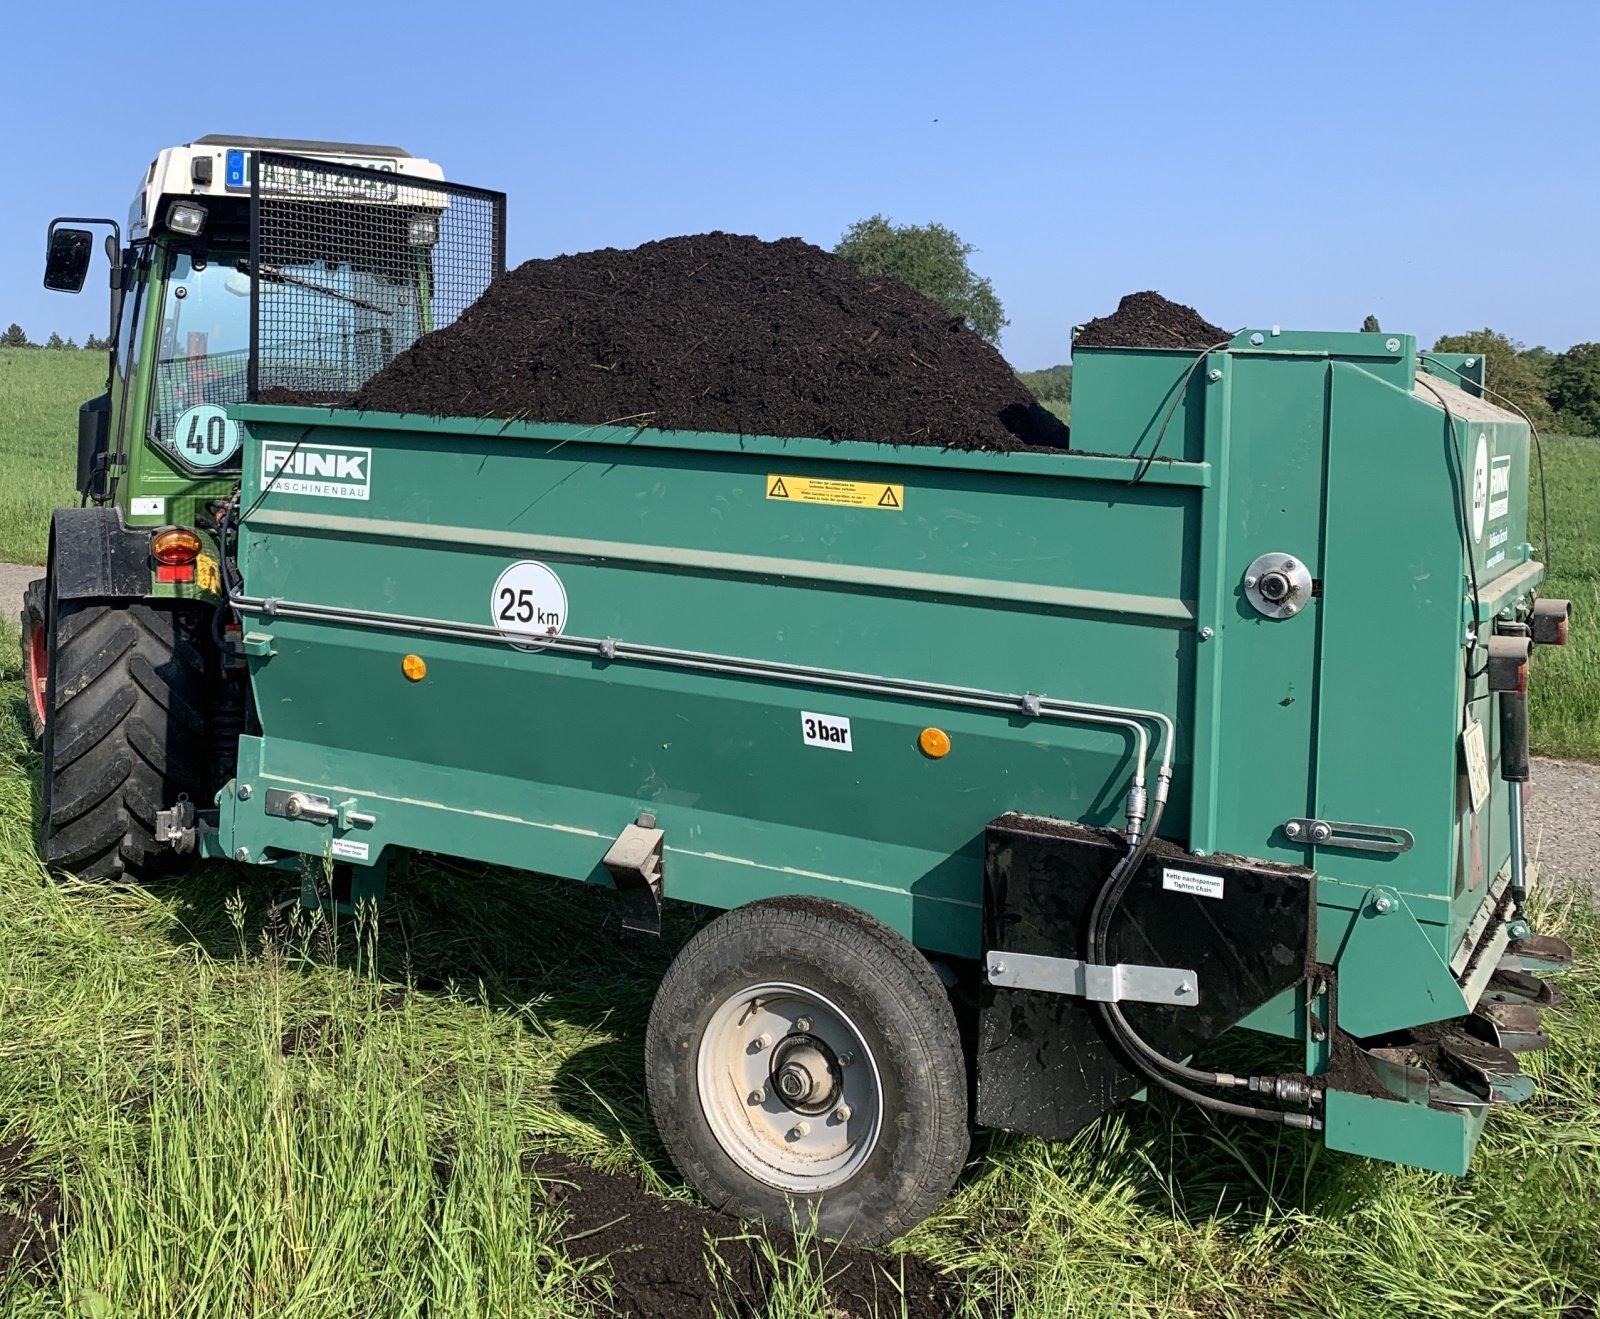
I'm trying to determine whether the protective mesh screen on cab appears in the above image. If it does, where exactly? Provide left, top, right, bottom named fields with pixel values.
left=248, top=152, right=505, bottom=401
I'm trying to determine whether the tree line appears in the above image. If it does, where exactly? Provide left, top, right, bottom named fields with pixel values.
left=2, top=323, right=110, bottom=351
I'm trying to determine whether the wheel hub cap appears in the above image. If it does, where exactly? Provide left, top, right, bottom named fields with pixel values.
left=696, top=982, right=882, bottom=1193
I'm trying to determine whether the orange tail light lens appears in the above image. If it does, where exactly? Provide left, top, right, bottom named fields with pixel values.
left=151, top=527, right=203, bottom=565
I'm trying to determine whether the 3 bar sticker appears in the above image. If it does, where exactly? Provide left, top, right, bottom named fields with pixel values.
left=491, top=561, right=568, bottom=651
left=331, top=837, right=370, bottom=861
left=1162, top=867, right=1225, bottom=900
left=801, top=711, right=853, bottom=751
left=261, top=441, right=372, bottom=500
left=767, top=474, right=904, bottom=510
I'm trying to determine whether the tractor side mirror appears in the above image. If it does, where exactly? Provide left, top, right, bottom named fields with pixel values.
left=44, top=227, right=94, bottom=293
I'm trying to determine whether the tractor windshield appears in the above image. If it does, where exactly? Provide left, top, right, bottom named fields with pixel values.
left=147, top=243, right=425, bottom=473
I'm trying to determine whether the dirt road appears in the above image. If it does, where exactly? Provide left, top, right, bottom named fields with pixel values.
left=1, top=562, right=37, bottom=630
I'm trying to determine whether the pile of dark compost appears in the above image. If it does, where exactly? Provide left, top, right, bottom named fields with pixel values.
left=1075, top=291, right=1230, bottom=350
left=341, top=232, right=1069, bottom=452
left=528, top=1152, right=961, bottom=1318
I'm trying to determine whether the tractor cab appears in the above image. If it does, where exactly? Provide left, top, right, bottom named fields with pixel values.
left=43, top=135, right=460, bottom=526
left=26, top=138, right=503, bottom=882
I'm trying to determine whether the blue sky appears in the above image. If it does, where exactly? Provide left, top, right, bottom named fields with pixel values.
left=3, top=0, right=1595, bottom=368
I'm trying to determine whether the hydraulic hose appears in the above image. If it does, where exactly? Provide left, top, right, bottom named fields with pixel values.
left=1084, top=772, right=1318, bottom=1124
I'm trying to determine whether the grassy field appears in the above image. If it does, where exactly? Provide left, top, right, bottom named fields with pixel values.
left=0, top=350, right=103, bottom=566
left=1526, top=434, right=1600, bottom=758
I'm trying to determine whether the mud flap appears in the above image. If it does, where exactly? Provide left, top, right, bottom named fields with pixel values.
left=975, top=814, right=1314, bottom=1140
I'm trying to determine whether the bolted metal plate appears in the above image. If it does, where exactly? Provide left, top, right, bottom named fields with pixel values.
left=1242, top=551, right=1312, bottom=620
left=985, top=950, right=1200, bottom=1007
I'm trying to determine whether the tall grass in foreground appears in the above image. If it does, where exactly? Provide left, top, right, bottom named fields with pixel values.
left=0, top=350, right=102, bottom=566
left=0, top=618, right=1596, bottom=1316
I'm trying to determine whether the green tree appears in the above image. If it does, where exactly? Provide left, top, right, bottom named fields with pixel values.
left=1548, top=343, right=1600, bottom=436
left=1360, top=314, right=1381, bottom=333
left=1, top=323, right=29, bottom=347
left=83, top=333, right=109, bottom=352
left=45, top=331, right=65, bottom=350
left=834, top=215, right=1007, bottom=345
left=1017, top=364, right=1071, bottom=402
left=1431, top=329, right=1554, bottom=427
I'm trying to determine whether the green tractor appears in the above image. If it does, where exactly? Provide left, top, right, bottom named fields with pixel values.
left=25, top=135, right=503, bottom=881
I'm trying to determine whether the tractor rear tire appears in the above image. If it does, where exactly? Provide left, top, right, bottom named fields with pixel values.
left=645, top=896, right=970, bottom=1243
left=20, top=577, right=48, bottom=747
left=38, top=591, right=208, bottom=882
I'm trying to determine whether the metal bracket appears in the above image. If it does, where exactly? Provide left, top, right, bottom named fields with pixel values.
left=602, top=816, right=665, bottom=935
left=1283, top=818, right=1413, bottom=853
left=264, top=789, right=377, bottom=829
left=155, top=796, right=197, bottom=853
left=985, top=951, right=1199, bottom=1006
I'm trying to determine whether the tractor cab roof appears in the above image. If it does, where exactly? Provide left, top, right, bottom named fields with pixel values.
left=129, top=135, right=446, bottom=241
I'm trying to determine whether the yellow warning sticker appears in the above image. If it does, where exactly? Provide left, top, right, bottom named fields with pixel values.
left=766, top=475, right=904, bottom=510
left=195, top=554, right=222, bottom=594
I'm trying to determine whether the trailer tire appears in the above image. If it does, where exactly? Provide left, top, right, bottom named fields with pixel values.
left=20, top=577, right=48, bottom=747
left=37, top=589, right=208, bottom=883
left=645, top=896, right=969, bottom=1243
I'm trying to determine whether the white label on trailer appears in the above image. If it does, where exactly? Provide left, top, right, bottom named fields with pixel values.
left=1470, top=434, right=1490, bottom=542
left=331, top=837, right=369, bottom=861
left=491, top=561, right=569, bottom=652
left=1462, top=718, right=1491, bottom=814
left=801, top=711, right=852, bottom=751
left=130, top=496, right=166, bottom=517
left=261, top=441, right=372, bottom=500
left=1163, top=867, right=1225, bottom=900
left=1488, top=453, right=1512, bottom=522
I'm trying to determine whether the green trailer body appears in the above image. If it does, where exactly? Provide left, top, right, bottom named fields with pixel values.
left=209, top=327, right=1564, bottom=1180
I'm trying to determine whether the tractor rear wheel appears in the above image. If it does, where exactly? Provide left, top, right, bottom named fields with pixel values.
left=37, top=589, right=208, bottom=882
left=20, top=577, right=48, bottom=747
left=645, top=896, right=970, bottom=1243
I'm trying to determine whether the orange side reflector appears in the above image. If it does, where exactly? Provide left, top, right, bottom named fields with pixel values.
left=919, top=727, right=951, bottom=758
left=401, top=654, right=427, bottom=682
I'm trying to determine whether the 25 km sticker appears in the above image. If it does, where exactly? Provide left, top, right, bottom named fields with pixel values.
left=801, top=711, right=853, bottom=751
left=491, top=561, right=568, bottom=651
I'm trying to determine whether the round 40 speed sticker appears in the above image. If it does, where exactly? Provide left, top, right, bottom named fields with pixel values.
left=171, top=403, right=241, bottom=469
left=491, top=561, right=568, bottom=651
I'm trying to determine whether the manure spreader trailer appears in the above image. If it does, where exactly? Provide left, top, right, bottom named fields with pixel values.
left=31, top=147, right=1575, bottom=1242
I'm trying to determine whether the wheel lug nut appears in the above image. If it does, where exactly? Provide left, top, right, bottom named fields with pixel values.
left=838, top=1053, right=853, bottom=1067
left=793, top=1017, right=811, bottom=1034
left=787, top=1122, right=810, bottom=1141
left=748, top=1033, right=771, bottom=1053
left=832, top=1104, right=852, bottom=1123
left=747, top=1088, right=765, bottom=1105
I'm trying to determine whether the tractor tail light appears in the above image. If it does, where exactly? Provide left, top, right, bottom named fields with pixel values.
left=1485, top=634, right=1532, bottom=694
left=1531, top=598, right=1572, bottom=646
left=151, top=527, right=202, bottom=565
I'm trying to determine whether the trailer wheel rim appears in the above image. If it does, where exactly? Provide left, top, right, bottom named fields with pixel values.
left=25, top=618, right=47, bottom=728
left=696, top=981, right=883, bottom=1194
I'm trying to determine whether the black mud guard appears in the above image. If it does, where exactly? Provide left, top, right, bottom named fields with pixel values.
left=976, top=814, right=1315, bottom=1140
left=49, top=507, right=152, bottom=602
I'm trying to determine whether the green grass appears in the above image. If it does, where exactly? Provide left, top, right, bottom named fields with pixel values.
left=0, top=349, right=104, bottom=566
left=1527, top=434, right=1600, bottom=760
left=0, top=628, right=1596, bottom=1316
